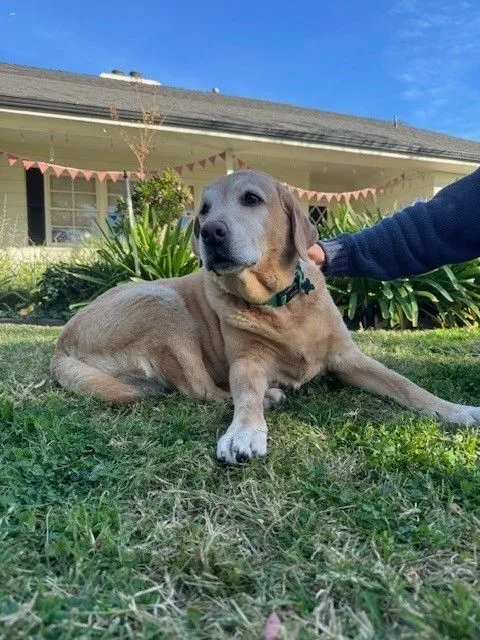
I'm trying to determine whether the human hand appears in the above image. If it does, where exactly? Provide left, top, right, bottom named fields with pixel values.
left=307, top=243, right=325, bottom=266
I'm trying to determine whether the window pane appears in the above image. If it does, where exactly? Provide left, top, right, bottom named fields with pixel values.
left=107, top=195, right=122, bottom=215
left=50, top=175, right=73, bottom=191
left=108, top=181, right=125, bottom=196
left=51, top=191, right=73, bottom=208
left=71, top=228, right=94, bottom=243
left=75, top=192, right=97, bottom=215
left=51, top=209, right=74, bottom=226
left=74, top=177, right=96, bottom=193
left=52, top=227, right=74, bottom=244
left=74, top=211, right=97, bottom=230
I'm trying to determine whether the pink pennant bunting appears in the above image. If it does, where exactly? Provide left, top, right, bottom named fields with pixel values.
left=66, top=167, right=80, bottom=179
left=324, top=194, right=333, bottom=203
left=315, top=192, right=324, bottom=202
left=186, top=162, right=195, bottom=172
left=6, top=153, right=18, bottom=166
left=96, top=171, right=107, bottom=182
left=107, top=171, right=121, bottom=182
left=23, top=159, right=35, bottom=170
left=351, top=190, right=360, bottom=201
left=199, top=159, right=207, bottom=168
left=82, top=170, right=94, bottom=181
left=51, top=165, right=64, bottom=177
left=218, top=151, right=226, bottom=160
left=136, top=171, right=146, bottom=180
left=37, top=162, right=49, bottom=174
left=174, top=166, right=183, bottom=174
left=297, top=189, right=306, bottom=199
left=208, top=156, right=216, bottom=166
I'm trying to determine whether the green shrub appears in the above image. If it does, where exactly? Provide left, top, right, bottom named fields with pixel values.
left=116, top=168, right=194, bottom=227
left=32, top=260, right=123, bottom=320
left=320, top=204, right=480, bottom=329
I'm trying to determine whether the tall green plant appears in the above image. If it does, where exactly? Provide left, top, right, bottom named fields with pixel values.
left=320, top=203, right=480, bottom=329
left=96, top=212, right=198, bottom=281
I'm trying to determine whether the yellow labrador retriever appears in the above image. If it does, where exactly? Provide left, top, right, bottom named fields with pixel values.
left=51, top=169, right=480, bottom=464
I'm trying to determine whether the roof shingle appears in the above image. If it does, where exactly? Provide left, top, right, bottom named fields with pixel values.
left=1, top=62, right=479, bottom=163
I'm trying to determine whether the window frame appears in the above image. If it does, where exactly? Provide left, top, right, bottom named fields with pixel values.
left=45, top=173, right=102, bottom=246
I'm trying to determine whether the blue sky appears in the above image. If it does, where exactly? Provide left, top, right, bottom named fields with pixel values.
left=2, top=0, right=479, bottom=140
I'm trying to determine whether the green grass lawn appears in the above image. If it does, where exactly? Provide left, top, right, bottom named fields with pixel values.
left=1, top=324, right=480, bottom=639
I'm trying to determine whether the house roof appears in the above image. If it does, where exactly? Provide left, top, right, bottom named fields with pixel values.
left=1, top=62, right=480, bottom=163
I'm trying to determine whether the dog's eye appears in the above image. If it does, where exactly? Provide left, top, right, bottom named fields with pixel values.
left=199, top=202, right=210, bottom=216
left=241, top=191, right=263, bottom=206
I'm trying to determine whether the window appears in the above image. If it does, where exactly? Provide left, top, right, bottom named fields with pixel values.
left=308, top=205, right=327, bottom=225
left=50, top=175, right=98, bottom=244
left=107, top=180, right=125, bottom=227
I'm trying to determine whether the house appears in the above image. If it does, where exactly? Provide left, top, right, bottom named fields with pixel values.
left=1, top=62, right=479, bottom=249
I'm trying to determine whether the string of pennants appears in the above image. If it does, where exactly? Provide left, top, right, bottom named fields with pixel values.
left=0, top=149, right=414, bottom=202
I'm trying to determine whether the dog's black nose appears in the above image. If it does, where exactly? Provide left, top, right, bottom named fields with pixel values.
left=200, top=220, right=229, bottom=245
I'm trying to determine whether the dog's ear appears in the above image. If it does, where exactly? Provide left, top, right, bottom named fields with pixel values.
left=277, top=183, right=318, bottom=261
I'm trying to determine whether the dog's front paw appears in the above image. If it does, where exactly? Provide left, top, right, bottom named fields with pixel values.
left=216, top=425, right=267, bottom=464
left=263, top=387, right=286, bottom=410
left=439, top=403, right=480, bottom=426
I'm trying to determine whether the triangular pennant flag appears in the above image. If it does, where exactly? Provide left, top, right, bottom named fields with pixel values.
left=136, top=171, right=146, bottom=180
left=351, top=190, right=360, bottom=201
left=174, top=166, right=183, bottom=174
left=297, top=189, right=306, bottom=199
left=96, top=171, right=107, bottom=182
left=6, top=153, right=18, bottom=166
left=23, top=159, right=35, bottom=170
left=325, top=194, right=333, bottom=203
left=107, top=171, right=120, bottom=182
left=51, top=165, right=64, bottom=177
left=186, top=162, right=195, bottom=172
left=218, top=151, right=226, bottom=160
left=208, top=156, right=216, bottom=165
left=237, top=158, right=247, bottom=169
left=306, top=190, right=316, bottom=200
left=37, top=162, right=49, bottom=174
left=199, top=159, right=207, bottom=168
left=82, top=170, right=94, bottom=181
left=66, top=167, right=79, bottom=179
left=315, top=192, right=324, bottom=202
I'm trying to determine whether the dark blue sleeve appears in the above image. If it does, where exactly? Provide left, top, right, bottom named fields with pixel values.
left=319, top=167, right=480, bottom=280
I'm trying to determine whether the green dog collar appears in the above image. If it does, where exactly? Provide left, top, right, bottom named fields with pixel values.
left=265, top=262, right=315, bottom=307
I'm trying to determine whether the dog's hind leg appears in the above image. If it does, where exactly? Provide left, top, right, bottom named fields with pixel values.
left=328, top=346, right=480, bottom=426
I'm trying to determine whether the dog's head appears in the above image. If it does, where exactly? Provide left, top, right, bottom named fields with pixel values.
left=193, top=169, right=318, bottom=303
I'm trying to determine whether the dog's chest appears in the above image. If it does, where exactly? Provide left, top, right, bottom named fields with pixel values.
left=226, top=301, right=331, bottom=388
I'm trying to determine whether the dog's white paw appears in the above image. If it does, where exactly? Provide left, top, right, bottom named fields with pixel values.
left=438, top=403, right=480, bottom=426
left=263, top=387, right=286, bottom=410
left=216, top=425, right=267, bottom=464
